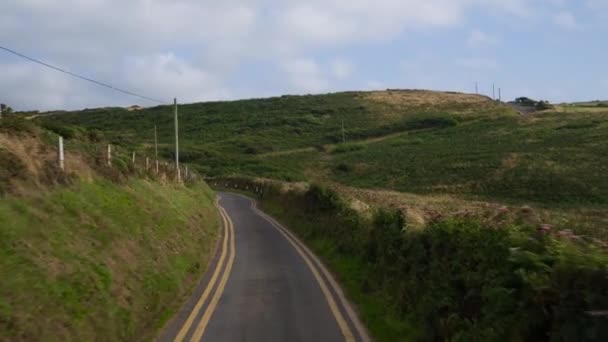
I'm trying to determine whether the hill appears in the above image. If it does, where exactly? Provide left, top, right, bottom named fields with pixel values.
left=38, top=90, right=511, bottom=178
left=40, top=89, right=608, bottom=238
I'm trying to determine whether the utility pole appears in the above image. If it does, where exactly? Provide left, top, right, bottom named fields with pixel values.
left=499, top=88, right=502, bottom=102
left=475, top=82, right=478, bottom=94
left=492, top=84, right=496, bottom=100
left=341, top=118, right=345, bottom=144
left=174, top=98, right=181, bottom=182
left=154, top=125, right=159, bottom=174
left=154, top=125, right=158, bottom=158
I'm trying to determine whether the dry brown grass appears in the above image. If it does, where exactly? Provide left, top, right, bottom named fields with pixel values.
left=358, top=90, right=501, bottom=122
left=0, top=133, right=94, bottom=195
left=363, top=90, right=490, bottom=107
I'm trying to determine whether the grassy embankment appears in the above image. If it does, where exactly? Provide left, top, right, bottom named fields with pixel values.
left=0, top=117, right=219, bottom=341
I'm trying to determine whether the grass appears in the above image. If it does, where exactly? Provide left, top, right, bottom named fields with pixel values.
left=329, top=110, right=608, bottom=205
left=0, top=179, right=219, bottom=341
left=41, top=90, right=608, bottom=238
left=234, top=182, right=608, bottom=342
left=38, top=90, right=509, bottom=179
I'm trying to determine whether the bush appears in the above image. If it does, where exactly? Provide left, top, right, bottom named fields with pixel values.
left=305, top=184, right=343, bottom=212
left=333, top=143, right=364, bottom=154
left=516, top=97, right=538, bottom=106
left=405, top=117, right=458, bottom=130
left=536, top=100, right=554, bottom=111
left=259, top=188, right=608, bottom=341
left=334, top=163, right=352, bottom=173
left=0, top=117, right=38, bottom=135
left=39, top=121, right=85, bottom=140
left=0, top=103, right=13, bottom=115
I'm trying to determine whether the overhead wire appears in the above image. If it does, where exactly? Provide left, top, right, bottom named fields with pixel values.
left=0, top=46, right=168, bottom=104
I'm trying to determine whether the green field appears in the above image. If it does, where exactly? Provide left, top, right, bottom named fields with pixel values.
left=40, top=90, right=509, bottom=180
left=41, top=90, right=608, bottom=238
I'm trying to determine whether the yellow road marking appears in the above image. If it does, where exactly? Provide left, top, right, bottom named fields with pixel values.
left=190, top=205, right=236, bottom=341
left=249, top=201, right=355, bottom=342
left=174, top=199, right=230, bottom=342
left=251, top=202, right=370, bottom=342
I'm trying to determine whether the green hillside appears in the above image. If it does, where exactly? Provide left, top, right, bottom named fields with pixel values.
left=39, top=90, right=510, bottom=180
left=40, top=89, right=608, bottom=238
left=42, top=90, right=607, bottom=198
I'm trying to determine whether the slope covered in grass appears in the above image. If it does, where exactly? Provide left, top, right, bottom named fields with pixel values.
left=329, top=110, right=608, bottom=205
left=40, top=89, right=608, bottom=235
left=40, top=90, right=509, bottom=179
left=0, top=117, right=219, bottom=341
left=0, top=179, right=218, bottom=342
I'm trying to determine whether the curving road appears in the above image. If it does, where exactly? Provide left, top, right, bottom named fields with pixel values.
left=158, top=192, right=370, bottom=342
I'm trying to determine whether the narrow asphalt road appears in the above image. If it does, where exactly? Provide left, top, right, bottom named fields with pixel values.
left=158, top=192, right=370, bottom=342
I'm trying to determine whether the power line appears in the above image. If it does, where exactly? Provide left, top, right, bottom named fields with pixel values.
left=0, top=46, right=168, bottom=104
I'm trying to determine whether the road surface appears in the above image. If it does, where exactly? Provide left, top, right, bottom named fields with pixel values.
left=158, top=192, right=370, bottom=342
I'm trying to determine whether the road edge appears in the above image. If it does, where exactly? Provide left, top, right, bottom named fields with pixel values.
left=155, top=195, right=228, bottom=342
left=233, top=192, right=372, bottom=342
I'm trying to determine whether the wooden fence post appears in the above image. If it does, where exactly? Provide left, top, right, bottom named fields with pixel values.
left=146, top=157, right=149, bottom=170
left=58, top=136, right=64, bottom=171
left=132, top=152, right=136, bottom=165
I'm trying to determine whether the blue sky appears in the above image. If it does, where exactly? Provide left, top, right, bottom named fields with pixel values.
left=1, top=0, right=607, bottom=110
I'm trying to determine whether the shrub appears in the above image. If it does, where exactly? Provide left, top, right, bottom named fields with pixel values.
left=405, top=117, right=458, bottom=130
left=0, top=117, right=38, bottom=135
left=39, top=121, right=85, bottom=140
left=305, top=184, right=343, bottom=212
left=516, top=97, right=537, bottom=106
left=244, top=146, right=258, bottom=155
left=259, top=188, right=608, bottom=341
left=333, top=143, right=364, bottom=154
left=335, top=163, right=352, bottom=173
left=536, top=100, right=554, bottom=111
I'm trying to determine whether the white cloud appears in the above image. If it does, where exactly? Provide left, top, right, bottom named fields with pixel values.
left=0, top=0, right=540, bottom=110
left=280, top=58, right=329, bottom=93
left=466, top=30, right=499, bottom=47
left=122, top=54, right=231, bottom=103
left=553, top=11, right=581, bottom=30
left=367, top=80, right=385, bottom=90
left=330, top=59, right=354, bottom=79
left=455, top=57, right=499, bottom=70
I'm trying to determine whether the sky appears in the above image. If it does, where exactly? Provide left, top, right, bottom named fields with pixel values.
left=1, top=0, right=607, bottom=111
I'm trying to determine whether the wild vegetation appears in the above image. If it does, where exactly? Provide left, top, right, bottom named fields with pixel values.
left=0, top=117, right=219, bottom=341
left=217, top=178, right=608, bottom=341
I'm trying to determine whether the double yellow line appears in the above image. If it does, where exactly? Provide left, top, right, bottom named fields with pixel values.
left=174, top=198, right=236, bottom=342
left=247, top=198, right=370, bottom=342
